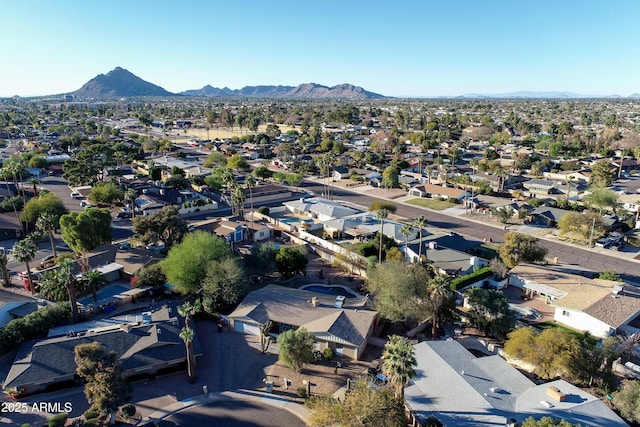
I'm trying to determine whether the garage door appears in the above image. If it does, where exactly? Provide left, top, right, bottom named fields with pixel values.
left=234, top=321, right=260, bottom=336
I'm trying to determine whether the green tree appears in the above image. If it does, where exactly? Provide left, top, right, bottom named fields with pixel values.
left=60, top=208, right=112, bottom=272
left=37, top=259, right=83, bottom=323
left=590, top=160, right=615, bottom=188
left=277, top=328, right=315, bottom=372
left=583, top=188, right=619, bottom=214
left=307, top=380, right=406, bottom=427
left=366, top=262, right=432, bottom=322
left=429, top=274, right=450, bottom=336
left=74, top=342, right=129, bottom=417
left=11, top=238, right=37, bottom=295
left=244, top=241, right=277, bottom=275
left=132, top=206, right=188, bottom=248
left=381, top=335, right=417, bottom=399
left=465, top=287, right=516, bottom=337
left=413, top=215, right=427, bottom=261
left=599, top=269, right=622, bottom=281
left=179, top=326, right=196, bottom=384
left=36, top=212, right=59, bottom=259
left=400, top=224, right=413, bottom=248
left=0, top=252, right=10, bottom=287
left=28, top=156, right=48, bottom=169
left=612, top=380, right=640, bottom=424
left=381, top=166, right=399, bottom=188
left=133, top=263, right=166, bottom=288
left=201, top=257, right=245, bottom=315
left=557, top=211, right=605, bottom=242
left=227, top=154, right=250, bottom=171
left=490, top=206, right=514, bottom=224
left=87, top=181, right=123, bottom=206
left=274, top=246, right=308, bottom=279
left=20, top=192, right=68, bottom=225
left=521, top=417, right=582, bottom=427
left=80, top=269, right=107, bottom=303
left=252, top=165, right=273, bottom=181
left=498, top=232, right=548, bottom=268
left=162, top=231, right=231, bottom=294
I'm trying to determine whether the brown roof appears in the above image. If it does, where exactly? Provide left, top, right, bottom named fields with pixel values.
left=411, top=184, right=466, bottom=198
left=583, top=287, right=640, bottom=328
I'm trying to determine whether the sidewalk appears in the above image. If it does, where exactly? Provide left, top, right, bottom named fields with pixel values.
left=143, top=388, right=309, bottom=424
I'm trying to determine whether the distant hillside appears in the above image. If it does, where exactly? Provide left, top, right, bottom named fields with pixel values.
left=629, top=93, right=640, bottom=98
left=181, top=82, right=385, bottom=99
left=462, top=91, right=623, bottom=99
left=70, top=67, right=174, bottom=98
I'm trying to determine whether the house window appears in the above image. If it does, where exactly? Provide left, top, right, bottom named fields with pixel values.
left=562, top=310, right=570, bottom=317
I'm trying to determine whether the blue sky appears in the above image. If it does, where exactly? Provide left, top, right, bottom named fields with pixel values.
left=2, top=0, right=639, bottom=97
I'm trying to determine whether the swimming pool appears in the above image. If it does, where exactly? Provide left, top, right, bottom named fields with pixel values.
left=78, top=284, right=130, bottom=306
left=299, top=284, right=360, bottom=298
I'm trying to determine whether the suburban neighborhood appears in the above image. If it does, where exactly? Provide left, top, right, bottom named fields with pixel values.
left=1, top=91, right=640, bottom=427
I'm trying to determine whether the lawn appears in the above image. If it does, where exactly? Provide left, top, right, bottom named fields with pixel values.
left=405, top=198, right=456, bottom=211
left=476, top=243, right=500, bottom=260
left=534, top=321, right=597, bottom=345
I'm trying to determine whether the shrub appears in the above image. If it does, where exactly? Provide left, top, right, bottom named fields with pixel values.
left=0, top=302, right=71, bottom=356
left=83, top=409, right=99, bottom=420
left=82, top=419, right=98, bottom=427
left=48, top=413, right=68, bottom=427
left=121, top=403, right=136, bottom=419
left=450, top=266, right=494, bottom=291
left=20, top=424, right=31, bottom=427
left=257, top=206, right=270, bottom=216
left=296, top=386, right=308, bottom=398
left=323, top=347, right=334, bottom=361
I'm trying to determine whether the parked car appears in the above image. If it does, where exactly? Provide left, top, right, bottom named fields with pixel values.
left=116, top=211, right=132, bottom=219
left=70, top=192, right=81, bottom=199
left=595, top=238, right=611, bottom=248
left=610, top=241, right=624, bottom=251
left=118, top=241, right=132, bottom=250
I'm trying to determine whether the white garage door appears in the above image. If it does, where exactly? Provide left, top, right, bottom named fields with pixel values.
left=234, top=321, right=260, bottom=336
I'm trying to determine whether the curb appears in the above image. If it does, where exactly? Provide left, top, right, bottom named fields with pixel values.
left=143, top=389, right=309, bottom=424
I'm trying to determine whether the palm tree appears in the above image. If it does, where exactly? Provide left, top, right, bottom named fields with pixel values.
left=376, top=209, right=389, bottom=263
left=245, top=176, right=256, bottom=224
left=12, top=238, right=37, bottom=295
left=81, top=270, right=107, bottom=303
left=29, top=178, right=40, bottom=197
left=124, top=189, right=137, bottom=218
left=565, top=175, right=575, bottom=201
left=179, top=326, right=196, bottom=384
left=496, top=168, right=510, bottom=193
left=424, top=165, right=434, bottom=185
left=413, top=215, right=427, bottom=262
left=36, top=213, right=58, bottom=259
left=0, top=252, right=11, bottom=287
left=400, top=224, right=413, bottom=250
left=429, top=274, right=450, bottom=336
left=381, top=335, right=417, bottom=399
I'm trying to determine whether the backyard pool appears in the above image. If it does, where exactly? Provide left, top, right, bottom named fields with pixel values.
left=78, top=284, right=131, bottom=306
left=299, top=284, right=360, bottom=298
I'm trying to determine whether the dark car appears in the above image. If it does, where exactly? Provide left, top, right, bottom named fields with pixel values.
left=116, top=211, right=133, bottom=219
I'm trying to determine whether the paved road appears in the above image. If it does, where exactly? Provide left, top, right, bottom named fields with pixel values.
left=161, top=398, right=306, bottom=427
left=301, top=181, right=640, bottom=284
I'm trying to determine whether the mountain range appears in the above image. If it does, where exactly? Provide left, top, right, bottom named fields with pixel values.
left=66, top=67, right=639, bottom=100
left=70, top=67, right=385, bottom=99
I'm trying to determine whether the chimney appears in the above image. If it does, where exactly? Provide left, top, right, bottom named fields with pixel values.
left=429, top=242, right=437, bottom=250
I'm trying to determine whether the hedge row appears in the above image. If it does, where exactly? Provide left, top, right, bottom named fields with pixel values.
left=0, top=302, right=71, bottom=356
left=450, top=266, right=494, bottom=291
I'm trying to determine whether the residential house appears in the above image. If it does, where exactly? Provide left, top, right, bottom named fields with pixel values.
left=526, top=206, right=571, bottom=227
left=408, top=183, right=468, bottom=202
left=543, top=169, right=592, bottom=184
left=404, top=241, right=488, bottom=276
left=211, top=219, right=245, bottom=243
left=332, top=165, right=350, bottom=180
left=322, top=212, right=419, bottom=242
left=405, top=340, right=628, bottom=427
left=228, top=285, right=377, bottom=360
left=0, top=289, right=38, bottom=327
left=523, top=179, right=558, bottom=196
left=0, top=212, right=23, bottom=240
left=4, top=306, right=202, bottom=395
left=284, top=197, right=360, bottom=222
left=509, top=263, right=640, bottom=337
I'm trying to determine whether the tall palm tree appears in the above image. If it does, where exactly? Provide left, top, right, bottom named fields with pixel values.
left=12, top=238, right=37, bottom=295
left=376, top=209, right=389, bottom=263
left=413, top=215, right=427, bottom=262
left=424, top=165, right=434, bottom=185
left=496, top=168, right=509, bottom=193
left=124, top=189, right=137, bottom=218
left=179, top=326, right=196, bottom=384
left=36, top=213, right=58, bottom=259
left=381, top=335, right=417, bottom=399
left=29, top=178, right=40, bottom=197
left=429, top=274, right=450, bottom=336
left=245, top=176, right=256, bottom=224
left=400, top=224, right=413, bottom=250
left=565, top=175, right=575, bottom=201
